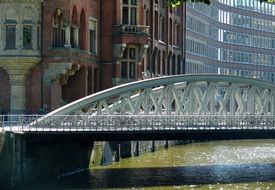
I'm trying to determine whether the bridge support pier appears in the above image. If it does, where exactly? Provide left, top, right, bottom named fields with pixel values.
left=0, top=132, right=26, bottom=189
left=164, top=140, right=169, bottom=149
left=151, top=140, right=155, bottom=152
left=133, top=141, right=139, bottom=157
left=1, top=132, right=96, bottom=189
left=117, top=144, right=121, bottom=162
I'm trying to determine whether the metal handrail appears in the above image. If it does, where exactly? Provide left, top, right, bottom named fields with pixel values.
left=1, top=114, right=275, bottom=133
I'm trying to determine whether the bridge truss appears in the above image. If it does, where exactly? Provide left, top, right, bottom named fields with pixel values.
left=49, top=74, right=275, bottom=116
left=1, top=75, right=275, bottom=135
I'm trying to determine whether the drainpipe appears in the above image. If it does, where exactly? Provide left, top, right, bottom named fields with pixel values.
left=99, top=0, right=103, bottom=90
left=150, top=0, right=154, bottom=77
left=183, top=2, right=186, bottom=74
left=40, top=2, right=44, bottom=112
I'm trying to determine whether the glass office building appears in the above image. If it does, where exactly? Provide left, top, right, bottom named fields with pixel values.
left=185, top=0, right=275, bottom=82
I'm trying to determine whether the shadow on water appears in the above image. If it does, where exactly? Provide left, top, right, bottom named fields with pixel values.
left=19, top=163, right=275, bottom=190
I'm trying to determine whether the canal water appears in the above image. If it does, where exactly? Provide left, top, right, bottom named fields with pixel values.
left=21, top=140, right=275, bottom=189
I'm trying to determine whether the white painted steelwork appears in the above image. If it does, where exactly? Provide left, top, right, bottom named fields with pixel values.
left=47, top=74, right=275, bottom=116
left=1, top=74, right=275, bottom=133
left=1, top=115, right=275, bottom=132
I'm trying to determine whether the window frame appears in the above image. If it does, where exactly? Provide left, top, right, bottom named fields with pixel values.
left=122, top=0, right=138, bottom=25
left=5, top=23, right=16, bottom=50
left=89, top=17, right=98, bottom=54
left=120, top=46, right=137, bottom=80
left=23, top=25, right=33, bottom=49
left=52, top=9, right=65, bottom=48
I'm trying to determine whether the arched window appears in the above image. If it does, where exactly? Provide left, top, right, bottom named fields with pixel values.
left=152, top=49, right=158, bottom=74
left=71, top=5, right=78, bottom=48
left=154, top=11, right=159, bottom=40
left=169, top=18, right=173, bottom=45
left=162, top=51, right=166, bottom=75
left=175, top=23, right=179, bottom=45
left=53, top=9, right=65, bottom=47
left=147, top=48, right=151, bottom=72
left=172, top=54, right=176, bottom=75
left=145, top=9, right=150, bottom=26
left=79, top=9, right=86, bottom=50
left=157, top=51, right=161, bottom=75
left=160, top=17, right=165, bottom=41
left=177, top=55, right=181, bottom=74
left=167, top=52, right=172, bottom=75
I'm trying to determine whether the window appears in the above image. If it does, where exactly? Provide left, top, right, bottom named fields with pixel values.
left=90, top=30, right=96, bottom=53
left=122, top=0, right=137, bottom=25
left=154, top=11, right=159, bottom=40
left=130, top=62, right=136, bottom=79
left=169, top=18, right=172, bottom=45
left=37, top=27, right=40, bottom=49
left=89, top=19, right=97, bottom=53
left=121, top=61, right=127, bottom=78
left=52, top=9, right=65, bottom=48
left=145, top=10, right=150, bottom=26
left=130, top=48, right=135, bottom=58
left=161, top=0, right=166, bottom=8
left=23, top=26, right=32, bottom=49
left=121, top=47, right=137, bottom=79
left=175, top=23, right=180, bottom=45
left=6, top=25, right=16, bottom=49
left=160, top=17, right=165, bottom=41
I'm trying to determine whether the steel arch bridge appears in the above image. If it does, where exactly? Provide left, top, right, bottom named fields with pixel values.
left=49, top=74, right=275, bottom=116
left=2, top=74, right=275, bottom=140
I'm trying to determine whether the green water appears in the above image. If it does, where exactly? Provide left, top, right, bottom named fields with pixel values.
left=21, top=140, right=275, bottom=189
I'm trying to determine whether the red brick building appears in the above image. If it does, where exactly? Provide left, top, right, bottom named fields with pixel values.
left=101, top=0, right=185, bottom=89
left=30, top=0, right=100, bottom=112
left=0, top=0, right=185, bottom=114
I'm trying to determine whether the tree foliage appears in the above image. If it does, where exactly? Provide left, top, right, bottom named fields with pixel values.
left=169, top=0, right=210, bottom=6
left=168, top=0, right=271, bottom=7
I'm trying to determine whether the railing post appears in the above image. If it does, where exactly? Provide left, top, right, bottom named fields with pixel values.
left=165, top=140, right=169, bottom=149
left=95, top=116, right=97, bottom=132
left=9, top=115, right=12, bottom=131
left=20, top=115, right=23, bottom=132
left=0, top=115, right=3, bottom=131
left=151, top=140, right=155, bottom=152
left=134, top=141, right=139, bottom=156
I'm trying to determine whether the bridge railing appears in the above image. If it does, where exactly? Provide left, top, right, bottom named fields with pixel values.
left=1, top=115, right=275, bottom=133
left=0, top=115, right=44, bottom=132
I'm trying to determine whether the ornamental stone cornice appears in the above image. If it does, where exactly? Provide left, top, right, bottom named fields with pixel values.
left=0, top=0, right=43, bottom=3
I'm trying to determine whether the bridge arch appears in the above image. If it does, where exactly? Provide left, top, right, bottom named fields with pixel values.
left=47, top=74, right=275, bottom=116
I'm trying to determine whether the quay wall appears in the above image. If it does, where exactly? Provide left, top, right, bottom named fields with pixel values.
left=0, top=132, right=94, bottom=189
left=0, top=132, right=185, bottom=189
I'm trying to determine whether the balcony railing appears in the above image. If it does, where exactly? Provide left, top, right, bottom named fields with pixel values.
left=113, top=25, right=149, bottom=35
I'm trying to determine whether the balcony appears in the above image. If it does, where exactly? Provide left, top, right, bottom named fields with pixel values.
left=113, top=25, right=149, bottom=36
left=113, top=25, right=149, bottom=45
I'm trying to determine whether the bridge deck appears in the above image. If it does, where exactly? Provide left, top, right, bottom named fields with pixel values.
left=1, top=115, right=275, bottom=140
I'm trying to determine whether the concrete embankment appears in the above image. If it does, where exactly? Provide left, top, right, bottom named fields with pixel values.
left=98, top=140, right=183, bottom=165
left=0, top=132, right=15, bottom=189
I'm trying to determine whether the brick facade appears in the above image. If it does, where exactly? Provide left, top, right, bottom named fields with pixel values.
left=41, top=0, right=100, bottom=111
left=0, top=0, right=185, bottom=113
left=0, top=68, right=10, bottom=113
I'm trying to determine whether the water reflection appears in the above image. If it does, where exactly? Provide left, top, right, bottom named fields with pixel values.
left=20, top=140, right=275, bottom=190
left=55, top=163, right=275, bottom=189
